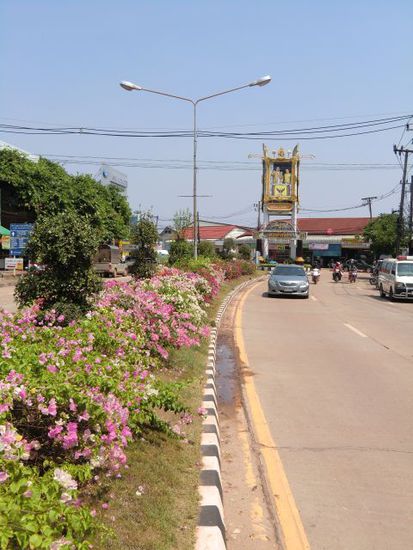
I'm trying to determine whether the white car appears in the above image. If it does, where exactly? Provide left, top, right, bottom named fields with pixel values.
left=378, top=256, right=413, bottom=300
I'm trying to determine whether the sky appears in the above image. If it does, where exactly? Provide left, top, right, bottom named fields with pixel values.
left=1, top=0, right=413, bottom=229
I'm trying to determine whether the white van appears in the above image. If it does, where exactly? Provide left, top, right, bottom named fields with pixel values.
left=378, top=256, right=413, bottom=300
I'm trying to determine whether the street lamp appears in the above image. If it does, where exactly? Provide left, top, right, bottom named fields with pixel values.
left=120, top=75, right=271, bottom=258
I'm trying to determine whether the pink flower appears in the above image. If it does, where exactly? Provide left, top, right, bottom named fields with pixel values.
left=78, top=410, right=90, bottom=422
left=0, top=471, right=9, bottom=483
left=23, top=489, right=32, bottom=498
left=48, top=425, right=63, bottom=439
left=102, top=503, right=109, bottom=510
left=40, top=398, right=57, bottom=417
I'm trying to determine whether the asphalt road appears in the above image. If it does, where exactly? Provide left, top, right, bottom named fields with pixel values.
left=241, top=271, right=413, bottom=550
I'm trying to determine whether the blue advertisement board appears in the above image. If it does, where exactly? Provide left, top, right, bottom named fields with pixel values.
left=10, top=223, right=34, bottom=257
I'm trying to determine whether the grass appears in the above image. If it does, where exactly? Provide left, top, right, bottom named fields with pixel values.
left=91, top=273, right=259, bottom=550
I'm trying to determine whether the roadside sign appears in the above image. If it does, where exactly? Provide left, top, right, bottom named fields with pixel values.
left=10, top=223, right=33, bottom=256
left=5, top=258, right=24, bottom=271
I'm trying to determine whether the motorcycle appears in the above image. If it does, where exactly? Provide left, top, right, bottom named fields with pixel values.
left=369, top=274, right=377, bottom=286
left=332, top=268, right=342, bottom=282
left=348, top=270, right=358, bottom=283
left=311, top=268, right=320, bottom=284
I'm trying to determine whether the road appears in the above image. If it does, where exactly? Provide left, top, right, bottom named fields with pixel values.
left=238, top=271, right=413, bottom=550
left=0, top=284, right=17, bottom=313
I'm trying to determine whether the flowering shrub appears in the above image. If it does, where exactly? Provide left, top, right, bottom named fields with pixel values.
left=0, top=266, right=226, bottom=548
left=0, top=259, right=255, bottom=547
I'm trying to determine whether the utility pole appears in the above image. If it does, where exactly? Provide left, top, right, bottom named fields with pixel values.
left=254, top=201, right=261, bottom=230
left=254, top=201, right=262, bottom=258
left=409, top=175, right=413, bottom=254
left=361, top=196, right=377, bottom=219
left=393, top=145, right=413, bottom=254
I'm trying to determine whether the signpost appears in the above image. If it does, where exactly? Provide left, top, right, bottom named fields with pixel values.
left=10, top=223, right=33, bottom=257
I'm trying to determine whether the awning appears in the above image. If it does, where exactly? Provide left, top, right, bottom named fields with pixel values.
left=0, top=226, right=10, bottom=236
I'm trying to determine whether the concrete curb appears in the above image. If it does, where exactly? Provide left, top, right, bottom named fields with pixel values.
left=196, top=277, right=264, bottom=550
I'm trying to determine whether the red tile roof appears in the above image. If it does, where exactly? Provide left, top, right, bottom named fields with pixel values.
left=181, top=225, right=238, bottom=240
left=297, top=217, right=371, bottom=235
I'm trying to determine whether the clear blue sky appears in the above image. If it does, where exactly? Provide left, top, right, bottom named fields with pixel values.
left=1, top=0, right=412, bottom=227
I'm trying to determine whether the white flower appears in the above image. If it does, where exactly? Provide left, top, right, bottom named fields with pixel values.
left=90, top=455, right=103, bottom=468
left=53, top=468, right=77, bottom=491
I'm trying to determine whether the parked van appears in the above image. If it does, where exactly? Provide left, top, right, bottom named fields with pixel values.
left=378, top=256, right=413, bottom=300
left=93, top=245, right=128, bottom=277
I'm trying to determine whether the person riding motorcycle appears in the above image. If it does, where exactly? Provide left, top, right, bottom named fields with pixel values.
left=332, top=261, right=342, bottom=282
left=311, top=266, right=320, bottom=284
left=348, top=263, right=358, bottom=283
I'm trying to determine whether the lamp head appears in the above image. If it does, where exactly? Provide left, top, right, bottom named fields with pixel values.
left=120, top=81, right=142, bottom=91
left=249, top=75, right=272, bottom=87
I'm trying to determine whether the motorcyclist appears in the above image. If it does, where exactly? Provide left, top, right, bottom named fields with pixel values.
left=311, top=266, right=320, bottom=283
left=332, top=260, right=342, bottom=281
left=348, top=262, right=358, bottom=282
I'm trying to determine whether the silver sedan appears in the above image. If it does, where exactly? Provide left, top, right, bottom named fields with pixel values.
left=268, top=265, right=309, bottom=298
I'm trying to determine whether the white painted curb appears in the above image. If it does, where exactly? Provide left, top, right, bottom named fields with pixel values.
left=196, top=278, right=260, bottom=549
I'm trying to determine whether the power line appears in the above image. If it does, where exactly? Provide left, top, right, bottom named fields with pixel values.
left=0, top=114, right=410, bottom=141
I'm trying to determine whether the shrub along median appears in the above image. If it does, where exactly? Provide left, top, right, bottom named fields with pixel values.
left=0, top=259, right=256, bottom=549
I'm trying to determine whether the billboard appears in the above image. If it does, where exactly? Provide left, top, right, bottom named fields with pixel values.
left=262, top=145, right=299, bottom=213
left=97, top=164, right=128, bottom=192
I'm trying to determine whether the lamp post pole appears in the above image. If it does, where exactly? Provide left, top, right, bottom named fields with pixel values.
left=193, top=101, right=198, bottom=257
left=120, top=76, right=271, bottom=258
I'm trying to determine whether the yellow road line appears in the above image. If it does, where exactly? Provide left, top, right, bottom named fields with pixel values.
left=235, top=282, right=311, bottom=550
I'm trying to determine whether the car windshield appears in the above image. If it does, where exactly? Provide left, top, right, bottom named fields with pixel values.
left=272, top=266, right=305, bottom=277
left=397, top=263, right=413, bottom=276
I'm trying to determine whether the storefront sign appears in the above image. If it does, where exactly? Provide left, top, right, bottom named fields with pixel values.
left=309, top=243, right=329, bottom=250
left=1, top=235, right=10, bottom=250
left=341, top=241, right=370, bottom=249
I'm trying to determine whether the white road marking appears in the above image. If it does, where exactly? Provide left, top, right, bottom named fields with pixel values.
left=310, top=296, right=318, bottom=301
left=344, top=323, right=368, bottom=338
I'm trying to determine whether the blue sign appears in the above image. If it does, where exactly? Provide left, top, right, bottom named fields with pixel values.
left=10, top=223, right=33, bottom=257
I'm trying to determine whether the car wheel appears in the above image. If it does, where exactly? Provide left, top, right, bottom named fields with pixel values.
left=379, top=284, right=386, bottom=298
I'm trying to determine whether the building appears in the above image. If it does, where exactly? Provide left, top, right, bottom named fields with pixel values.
left=96, top=164, right=128, bottom=195
left=159, top=220, right=254, bottom=253
left=160, top=217, right=373, bottom=263
left=298, top=217, right=373, bottom=264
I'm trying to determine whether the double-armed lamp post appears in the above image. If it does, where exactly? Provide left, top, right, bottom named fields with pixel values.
left=120, top=75, right=271, bottom=259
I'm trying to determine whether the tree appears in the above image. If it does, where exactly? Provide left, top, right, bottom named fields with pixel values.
left=238, top=244, right=251, bottom=261
left=363, top=213, right=398, bottom=256
left=0, top=149, right=131, bottom=243
left=172, top=208, right=192, bottom=240
left=198, top=240, right=216, bottom=258
left=168, top=239, right=193, bottom=265
left=220, top=238, right=236, bottom=260
left=129, top=214, right=159, bottom=279
left=15, top=210, right=102, bottom=310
